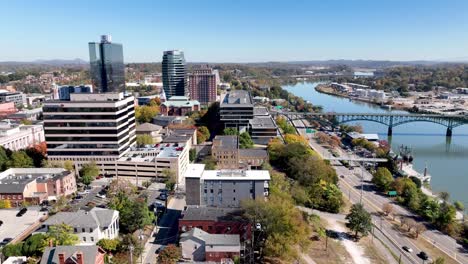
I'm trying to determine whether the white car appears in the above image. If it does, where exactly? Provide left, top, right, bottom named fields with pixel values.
left=256, top=223, right=262, bottom=230
left=96, top=194, right=106, bottom=199
left=78, top=190, right=91, bottom=195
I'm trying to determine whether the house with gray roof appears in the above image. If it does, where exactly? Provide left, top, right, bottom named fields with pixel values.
left=40, top=245, right=106, bottom=264
left=180, top=228, right=240, bottom=262
left=42, top=208, right=119, bottom=245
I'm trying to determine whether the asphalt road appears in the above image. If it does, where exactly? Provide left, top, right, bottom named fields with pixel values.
left=290, top=117, right=468, bottom=264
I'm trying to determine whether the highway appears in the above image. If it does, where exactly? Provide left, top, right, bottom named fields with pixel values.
left=289, top=117, right=468, bottom=264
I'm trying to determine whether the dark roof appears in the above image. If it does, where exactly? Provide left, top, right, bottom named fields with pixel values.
left=239, top=148, right=268, bottom=157
left=40, top=245, right=104, bottom=264
left=152, top=115, right=179, bottom=127
left=213, top=136, right=238, bottom=149
left=181, top=207, right=245, bottom=222
left=220, top=90, right=253, bottom=107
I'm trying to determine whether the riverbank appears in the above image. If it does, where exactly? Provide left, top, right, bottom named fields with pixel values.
left=315, top=84, right=410, bottom=111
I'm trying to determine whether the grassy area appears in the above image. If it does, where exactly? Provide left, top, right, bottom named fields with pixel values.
left=361, top=236, right=391, bottom=264
left=413, top=235, right=460, bottom=264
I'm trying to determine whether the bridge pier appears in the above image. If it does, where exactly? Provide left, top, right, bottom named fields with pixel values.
left=446, top=127, right=453, bottom=138
left=387, top=126, right=393, bottom=136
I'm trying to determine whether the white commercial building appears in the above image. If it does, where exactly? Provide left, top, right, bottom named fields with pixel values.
left=42, top=208, right=119, bottom=245
left=0, top=120, right=44, bottom=150
left=43, top=92, right=136, bottom=171
left=185, top=164, right=270, bottom=207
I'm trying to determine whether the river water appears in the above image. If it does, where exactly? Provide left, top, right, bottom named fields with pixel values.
left=284, top=82, right=468, bottom=202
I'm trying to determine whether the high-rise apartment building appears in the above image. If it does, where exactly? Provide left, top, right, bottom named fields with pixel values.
left=43, top=92, right=136, bottom=170
left=188, top=66, right=219, bottom=104
left=89, top=35, right=125, bottom=93
left=162, top=50, right=188, bottom=98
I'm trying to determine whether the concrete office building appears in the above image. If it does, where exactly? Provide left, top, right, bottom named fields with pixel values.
left=43, top=92, right=136, bottom=171
left=0, top=90, right=25, bottom=106
left=219, top=90, right=254, bottom=131
left=185, top=164, right=270, bottom=207
left=89, top=35, right=125, bottom=93
left=0, top=120, right=45, bottom=151
left=162, top=50, right=188, bottom=98
left=189, top=66, right=219, bottom=104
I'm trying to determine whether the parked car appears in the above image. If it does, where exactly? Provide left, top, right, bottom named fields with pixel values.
left=402, top=246, right=413, bottom=253
left=96, top=193, right=106, bottom=199
left=75, top=195, right=84, bottom=200
left=78, top=190, right=91, bottom=195
left=158, top=193, right=167, bottom=201
left=16, top=208, right=27, bottom=217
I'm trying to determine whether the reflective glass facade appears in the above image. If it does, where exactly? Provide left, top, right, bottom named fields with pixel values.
left=162, top=50, right=188, bottom=98
left=89, top=40, right=125, bottom=93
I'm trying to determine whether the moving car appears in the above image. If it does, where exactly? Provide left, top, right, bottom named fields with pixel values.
left=418, top=251, right=429, bottom=260
left=16, top=208, right=27, bottom=217
left=402, top=246, right=413, bottom=253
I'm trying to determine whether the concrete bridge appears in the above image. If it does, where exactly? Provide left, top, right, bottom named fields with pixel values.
left=278, top=112, right=468, bottom=137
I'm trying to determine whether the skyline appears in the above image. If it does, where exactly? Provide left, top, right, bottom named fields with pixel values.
left=2, top=0, right=468, bottom=63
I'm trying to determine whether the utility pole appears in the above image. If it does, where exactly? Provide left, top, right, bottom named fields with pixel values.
left=360, top=163, right=364, bottom=204
left=129, top=244, right=134, bottom=264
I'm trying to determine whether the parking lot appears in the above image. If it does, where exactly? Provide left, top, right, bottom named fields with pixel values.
left=0, top=208, right=47, bottom=244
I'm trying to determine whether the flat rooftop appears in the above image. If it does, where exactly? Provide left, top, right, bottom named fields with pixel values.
left=0, top=208, right=47, bottom=243
left=120, top=142, right=186, bottom=161
left=201, top=170, right=270, bottom=181
left=213, top=135, right=238, bottom=149
left=181, top=206, right=244, bottom=222
left=250, top=116, right=277, bottom=129
left=0, top=168, right=70, bottom=194
left=253, top=106, right=269, bottom=116
left=239, top=148, right=268, bottom=157
left=220, top=90, right=253, bottom=107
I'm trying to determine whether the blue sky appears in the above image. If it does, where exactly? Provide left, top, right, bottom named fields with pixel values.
left=2, top=0, right=468, bottom=62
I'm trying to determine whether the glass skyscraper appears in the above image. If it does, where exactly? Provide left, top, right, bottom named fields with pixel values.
left=89, top=35, right=125, bottom=93
left=162, top=50, right=188, bottom=98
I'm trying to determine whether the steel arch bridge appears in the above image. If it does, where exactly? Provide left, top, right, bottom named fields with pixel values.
left=280, top=112, right=468, bottom=137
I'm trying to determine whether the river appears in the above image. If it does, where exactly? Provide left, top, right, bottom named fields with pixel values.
left=283, top=82, right=468, bottom=202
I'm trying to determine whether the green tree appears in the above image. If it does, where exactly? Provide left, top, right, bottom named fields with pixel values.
left=372, top=167, right=394, bottom=192
left=435, top=203, right=456, bottom=230
left=64, top=160, right=74, bottom=171
left=2, top=243, right=24, bottom=257
left=22, top=233, right=47, bottom=257
left=46, top=224, right=79, bottom=246
left=142, top=180, right=151, bottom=189
left=8, top=151, right=34, bottom=168
left=0, top=199, right=12, bottom=208
left=189, top=148, right=197, bottom=162
left=157, top=244, right=181, bottom=264
left=135, top=105, right=159, bottom=123
left=420, top=198, right=440, bottom=223
left=97, top=238, right=120, bottom=253
left=346, top=203, right=372, bottom=240
left=0, top=146, right=9, bottom=170
left=163, top=169, right=177, bottom=191
left=136, top=134, right=154, bottom=146
left=239, top=132, right=254, bottom=149
left=112, top=197, right=155, bottom=233
left=454, top=201, right=464, bottom=211
left=80, top=161, right=99, bottom=186
left=201, top=156, right=216, bottom=170
left=197, top=126, right=210, bottom=143
left=223, top=127, right=239, bottom=135
left=438, top=191, right=450, bottom=203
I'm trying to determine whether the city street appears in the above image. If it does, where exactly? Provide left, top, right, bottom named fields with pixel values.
left=141, top=193, right=186, bottom=264
left=290, top=117, right=468, bottom=264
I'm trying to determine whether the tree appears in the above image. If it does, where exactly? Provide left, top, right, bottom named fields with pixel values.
left=8, top=151, right=34, bottom=168
left=163, top=169, right=177, bottom=191
left=21, top=119, right=33, bottom=125
left=0, top=146, right=9, bottom=170
left=80, top=161, right=99, bottom=186
left=46, top=224, right=79, bottom=246
left=382, top=202, right=394, bottom=217
left=197, top=126, right=210, bottom=143
left=97, top=238, right=120, bottom=253
left=0, top=199, right=12, bottom=209
left=22, top=233, right=47, bottom=257
left=142, top=180, right=151, bottom=189
left=157, top=244, right=181, bottom=264
left=284, top=134, right=308, bottom=145
left=2, top=243, right=23, bottom=257
left=201, top=156, right=216, bottom=170
left=454, top=201, right=465, bottom=211
left=239, top=132, right=254, bottom=149
left=189, top=148, right=197, bottom=162
left=26, top=142, right=47, bottom=167
left=346, top=203, right=372, bottom=240
left=372, top=167, right=394, bottom=192
left=435, top=203, right=456, bottom=230
left=63, top=160, right=74, bottom=171
left=414, top=223, right=426, bottom=238
left=438, top=191, right=450, bottom=203
left=111, top=197, right=155, bottom=233
left=136, top=134, right=154, bottom=146
left=406, top=218, right=417, bottom=232
left=135, top=105, right=159, bottom=123
left=223, top=127, right=238, bottom=135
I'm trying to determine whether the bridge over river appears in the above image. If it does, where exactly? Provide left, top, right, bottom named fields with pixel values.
left=278, top=112, right=468, bottom=137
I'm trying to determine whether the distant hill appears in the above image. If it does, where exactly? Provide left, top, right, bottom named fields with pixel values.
left=0, top=58, right=88, bottom=66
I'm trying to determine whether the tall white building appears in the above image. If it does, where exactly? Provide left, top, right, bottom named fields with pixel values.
left=0, top=120, right=44, bottom=150
left=43, top=92, right=136, bottom=171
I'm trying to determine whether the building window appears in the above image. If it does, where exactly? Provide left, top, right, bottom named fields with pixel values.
left=91, top=237, right=94, bottom=242
left=83, top=237, right=86, bottom=242
left=74, top=228, right=78, bottom=232
left=82, top=228, right=85, bottom=232
left=233, top=197, right=236, bottom=201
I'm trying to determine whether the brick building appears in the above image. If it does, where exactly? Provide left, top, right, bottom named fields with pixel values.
left=160, top=96, right=200, bottom=116
left=188, top=66, right=219, bottom=104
